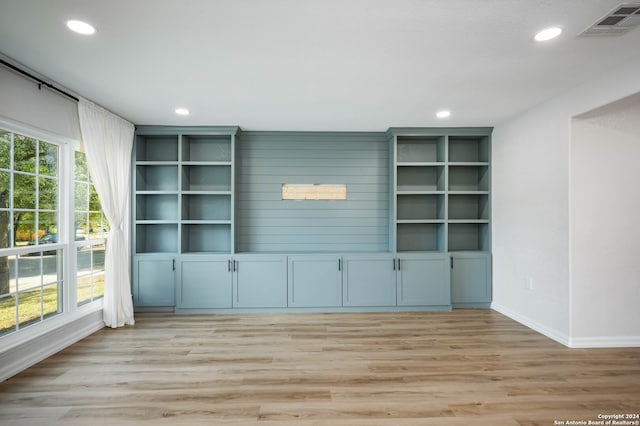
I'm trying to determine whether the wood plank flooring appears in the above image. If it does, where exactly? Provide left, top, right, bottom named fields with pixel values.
left=1, top=310, right=639, bottom=425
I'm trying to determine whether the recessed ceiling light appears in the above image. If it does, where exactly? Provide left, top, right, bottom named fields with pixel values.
left=436, top=110, right=451, bottom=119
left=175, top=108, right=190, bottom=116
left=66, top=19, right=96, bottom=35
left=534, top=27, right=562, bottom=42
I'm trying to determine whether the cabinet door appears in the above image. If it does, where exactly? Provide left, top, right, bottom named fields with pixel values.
left=134, top=257, right=175, bottom=307
left=343, top=254, right=396, bottom=306
left=288, top=255, right=342, bottom=307
left=233, top=255, right=287, bottom=308
left=178, top=257, right=232, bottom=309
left=450, top=252, right=492, bottom=307
left=397, top=253, right=450, bottom=306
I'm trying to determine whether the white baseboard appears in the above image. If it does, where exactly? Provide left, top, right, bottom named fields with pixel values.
left=491, top=302, right=571, bottom=347
left=0, top=310, right=104, bottom=382
left=492, top=303, right=640, bottom=348
left=567, top=335, right=640, bottom=348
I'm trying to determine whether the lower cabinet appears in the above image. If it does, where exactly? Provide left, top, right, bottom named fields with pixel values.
left=178, top=254, right=288, bottom=309
left=134, top=252, right=488, bottom=311
left=396, top=253, right=451, bottom=306
left=288, top=255, right=342, bottom=307
left=343, top=254, right=397, bottom=306
left=178, top=256, right=232, bottom=309
left=133, top=256, right=176, bottom=307
left=233, top=254, right=287, bottom=308
left=342, top=253, right=451, bottom=307
left=450, top=252, right=492, bottom=308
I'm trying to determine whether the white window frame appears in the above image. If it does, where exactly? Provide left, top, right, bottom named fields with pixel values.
left=0, top=116, right=103, bottom=348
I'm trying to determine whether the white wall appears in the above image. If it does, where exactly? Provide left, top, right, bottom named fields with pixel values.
left=491, top=95, right=571, bottom=343
left=570, top=94, right=640, bottom=347
left=492, top=55, right=640, bottom=347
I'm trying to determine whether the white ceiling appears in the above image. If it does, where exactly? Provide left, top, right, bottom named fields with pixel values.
left=1, top=0, right=640, bottom=131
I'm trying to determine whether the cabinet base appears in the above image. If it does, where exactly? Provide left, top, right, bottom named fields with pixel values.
left=133, top=306, right=175, bottom=313
left=172, top=306, right=453, bottom=315
left=452, top=302, right=492, bottom=309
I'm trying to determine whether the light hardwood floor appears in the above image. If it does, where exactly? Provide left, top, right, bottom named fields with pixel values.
left=1, top=310, right=639, bottom=425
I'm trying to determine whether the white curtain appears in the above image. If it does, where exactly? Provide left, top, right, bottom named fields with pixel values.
left=78, top=99, right=135, bottom=328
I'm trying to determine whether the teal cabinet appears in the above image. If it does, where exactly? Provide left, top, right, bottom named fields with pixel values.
left=343, top=254, right=397, bottom=306
left=288, top=255, right=342, bottom=307
left=132, top=127, right=239, bottom=311
left=133, top=256, right=175, bottom=307
left=132, top=127, right=492, bottom=313
left=342, top=253, right=451, bottom=308
left=450, top=252, right=492, bottom=308
left=233, top=255, right=287, bottom=308
left=176, top=254, right=288, bottom=310
left=177, top=257, right=232, bottom=309
left=397, top=253, right=450, bottom=306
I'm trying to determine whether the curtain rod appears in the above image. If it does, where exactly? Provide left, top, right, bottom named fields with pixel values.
left=0, top=58, right=80, bottom=103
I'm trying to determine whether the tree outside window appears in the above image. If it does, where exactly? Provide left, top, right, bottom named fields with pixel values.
left=74, top=150, right=108, bottom=306
left=1, top=130, right=62, bottom=336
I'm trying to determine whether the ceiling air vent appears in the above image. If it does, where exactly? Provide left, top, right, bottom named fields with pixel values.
left=580, top=3, right=640, bottom=36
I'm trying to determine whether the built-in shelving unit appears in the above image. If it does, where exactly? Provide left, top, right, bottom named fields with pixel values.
left=133, top=128, right=238, bottom=255
left=132, top=126, right=491, bottom=311
left=394, top=135, right=447, bottom=252
left=180, top=134, right=233, bottom=254
left=135, top=135, right=179, bottom=254
left=389, top=129, right=491, bottom=253
left=447, top=134, right=491, bottom=252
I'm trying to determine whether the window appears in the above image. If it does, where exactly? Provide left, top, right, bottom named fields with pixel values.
left=1, top=122, right=110, bottom=339
left=74, top=151, right=108, bottom=306
left=0, top=129, right=63, bottom=337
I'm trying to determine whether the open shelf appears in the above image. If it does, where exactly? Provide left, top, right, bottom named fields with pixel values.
left=182, top=135, right=232, bottom=162
left=448, top=223, right=490, bottom=251
left=448, top=165, right=489, bottom=192
left=136, top=135, right=179, bottom=162
left=182, top=165, right=231, bottom=191
left=136, top=165, right=178, bottom=191
left=181, top=224, right=231, bottom=253
left=397, top=136, right=445, bottom=163
left=397, top=223, right=445, bottom=252
left=397, top=166, right=445, bottom=192
left=136, top=194, right=179, bottom=221
left=136, top=224, right=178, bottom=253
left=448, top=194, right=489, bottom=220
left=397, top=194, right=444, bottom=221
left=448, top=136, right=489, bottom=163
left=182, top=194, right=231, bottom=221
